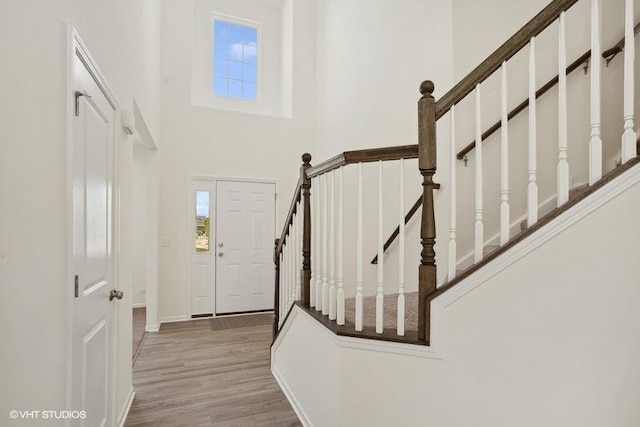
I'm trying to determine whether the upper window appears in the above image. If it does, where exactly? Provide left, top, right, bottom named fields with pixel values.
left=213, top=19, right=259, bottom=101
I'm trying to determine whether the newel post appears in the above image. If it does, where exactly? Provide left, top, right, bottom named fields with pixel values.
left=418, top=81, right=438, bottom=343
left=273, top=238, right=281, bottom=338
left=301, top=153, right=312, bottom=306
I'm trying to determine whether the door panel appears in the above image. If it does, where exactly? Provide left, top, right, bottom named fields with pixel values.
left=71, top=50, right=114, bottom=427
left=215, top=181, right=275, bottom=314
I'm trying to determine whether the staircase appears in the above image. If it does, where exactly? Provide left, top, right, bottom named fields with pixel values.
left=270, top=1, right=640, bottom=424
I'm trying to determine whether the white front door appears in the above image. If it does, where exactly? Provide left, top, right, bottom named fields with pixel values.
left=70, top=51, right=115, bottom=426
left=190, top=180, right=216, bottom=316
left=215, top=181, right=276, bottom=314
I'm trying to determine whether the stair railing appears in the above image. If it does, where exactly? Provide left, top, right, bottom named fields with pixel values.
left=274, top=0, right=637, bottom=346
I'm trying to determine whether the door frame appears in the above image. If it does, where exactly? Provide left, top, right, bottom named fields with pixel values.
left=186, top=175, right=279, bottom=318
left=65, top=26, right=123, bottom=423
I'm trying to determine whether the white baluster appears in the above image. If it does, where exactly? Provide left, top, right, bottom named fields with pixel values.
left=589, top=0, right=603, bottom=184
left=528, top=37, right=539, bottom=226
left=500, top=62, right=510, bottom=246
left=337, top=167, right=345, bottom=326
left=310, top=179, right=316, bottom=307
left=557, top=12, right=570, bottom=207
left=376, top=160, right=384, bottom=334
left=621, top=0, right=636, bottom=163
left=315, top=176, right=323, bottom=311
left=291, top=220, right=297, bottom=304
left=355, top=163, right=364, bottom=332
left=474, top=84, right=484, bottom=264
left=329, top=171, right=337, bottom=320
left=287, top=232, right=292, bottom=308
left=322, top=174, right=329, bottom=315
left=397, top=158, right=406, bottom=337
left=280, top=251, right=284, bottom=324
left=448, top=107, right=457, bottom=278
left=295, top=207, right=301, bottom=301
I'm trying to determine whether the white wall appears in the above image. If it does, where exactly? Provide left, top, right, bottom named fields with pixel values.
left=158, top=0, right=316, bottom=320
left=0, top=0, right=161, bottom=421
left=311, top=0, right=455, bottom=296
left=274, top=163, right=640, bottom=427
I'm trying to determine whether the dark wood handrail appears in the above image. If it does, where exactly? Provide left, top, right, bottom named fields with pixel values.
left=456, top=21, right=640, bottom=160
left=306, top=145, right=418, bottom=179
left=602, top=22, right=640, bottom=61
left=435, top=0, right=580, bottom=121
left=275, top=175, right=302, bottom=257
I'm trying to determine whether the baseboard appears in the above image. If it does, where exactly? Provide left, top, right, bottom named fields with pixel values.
left=271, top=365, right=313, bottom=427
left=145, top=324, right=160, bottom=332
left=132, top=303, right=146, bottom=309
left=116, top=387, right=135, bottom=427
left=157, top=315, right=189, bottom=325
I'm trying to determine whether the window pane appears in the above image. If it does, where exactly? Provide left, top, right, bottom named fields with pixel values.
left=213, top=77, right=228, bottom=95
left=214, top=59, right=228, bottom=78
left=195, top=191, right=210, bottom=252
left=214, top=40, right=230, bottom=59
left=243, top=62, right=256, bottom=83
left=229, top=23, right=244, bottom=42
left=243, top=82, right=257, bottom=100
left=228, top=80, right=242, bottom=98
left=228, top=42, right=243, bottom=61
left=214, top=20, right=229, bottom=40
left=243, top=44, right=257, bottom=64
left=228, top=61, right=243, bottom=80
left=243, top=27, right=258, bottom=45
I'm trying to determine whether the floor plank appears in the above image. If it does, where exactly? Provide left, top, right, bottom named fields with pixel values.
left=125, top=321, right=300, bottom=427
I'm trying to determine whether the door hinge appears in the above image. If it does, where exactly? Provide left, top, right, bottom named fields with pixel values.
left=74, top=275, right=79, bottom=298
left=74, top=91, right=92, bottom=117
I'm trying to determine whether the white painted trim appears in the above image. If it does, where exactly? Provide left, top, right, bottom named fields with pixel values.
left=158, top=315, right=190, bottom=324
left=71, top=28, right=120, bottom=110
left=145, top=324, right=160, bottom=333
left=133, top=100, right=157, bottom=150
left=116, top=387, right=135, bottom=427
left=431, top=162, right=640, bottom=357
left=272, top=364, right=313, bottom=427
left=132, top=303, right=147, bottom=309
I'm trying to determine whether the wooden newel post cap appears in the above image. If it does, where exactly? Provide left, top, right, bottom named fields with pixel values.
left=419, top=80, right=435, bottom=97
left=302, top=153, right=312, bottom=165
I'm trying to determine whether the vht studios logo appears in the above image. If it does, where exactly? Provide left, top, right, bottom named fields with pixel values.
left=9, top=410, right=87, bottom=420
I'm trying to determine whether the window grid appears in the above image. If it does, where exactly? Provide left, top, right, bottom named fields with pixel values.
left=213, top=19, right=258, bottom=101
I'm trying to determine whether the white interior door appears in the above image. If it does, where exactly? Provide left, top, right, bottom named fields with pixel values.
left=215, top=180, right=276, bottom=314
left=70, top=51, right=115, bottom=427
left=190, top=179, right=216, bottom=316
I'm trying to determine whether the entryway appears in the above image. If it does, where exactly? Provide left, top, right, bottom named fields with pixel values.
left=189, top=177, right=276, bottom=317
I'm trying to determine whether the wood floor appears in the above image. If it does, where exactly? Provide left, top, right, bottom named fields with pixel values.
left=125, top=318, right=301, bottom=427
